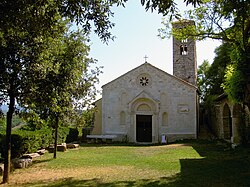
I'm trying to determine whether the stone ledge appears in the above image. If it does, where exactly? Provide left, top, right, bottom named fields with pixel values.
left=48, top=144, right=67, bottom=153
left=66, top=143, right=79, bottom=149
left=12, top=158, right=32, bottom=169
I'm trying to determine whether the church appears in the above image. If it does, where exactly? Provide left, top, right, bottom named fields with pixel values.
left=91, top=21, right=198, bottom=143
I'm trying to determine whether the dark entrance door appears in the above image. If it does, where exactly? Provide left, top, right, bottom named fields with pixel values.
left=136, top=115, right=152, bottom=142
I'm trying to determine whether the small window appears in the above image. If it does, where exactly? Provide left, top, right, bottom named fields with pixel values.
left=181, top=39, right=188, bottom=43
left=180, top=45, right=188, bottom=55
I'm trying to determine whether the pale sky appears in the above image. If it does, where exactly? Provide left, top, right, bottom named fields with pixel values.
left=89, top=1, right=221, bottom=97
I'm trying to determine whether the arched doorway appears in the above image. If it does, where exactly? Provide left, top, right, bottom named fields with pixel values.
left=130, top=96, right=158, bottom=143
left=223, top=104, right=232, bottom=140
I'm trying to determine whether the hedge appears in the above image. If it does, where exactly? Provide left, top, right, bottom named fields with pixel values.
left=0, top=126, right=70, bottom=159
left=66, top=128, right=79, bottom=143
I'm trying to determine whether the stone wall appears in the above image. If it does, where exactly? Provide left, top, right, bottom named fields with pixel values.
left=210, top=95, right=250, bottom=144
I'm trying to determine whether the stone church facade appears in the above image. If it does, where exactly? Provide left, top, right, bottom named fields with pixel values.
left=91, top=20, right=198, bottom=143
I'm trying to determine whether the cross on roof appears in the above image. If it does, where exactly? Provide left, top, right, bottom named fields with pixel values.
left=144, top=55, right=148, bottom=63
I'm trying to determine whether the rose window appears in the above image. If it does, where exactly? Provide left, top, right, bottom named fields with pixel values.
left=140, top=76, right=149, bottom=86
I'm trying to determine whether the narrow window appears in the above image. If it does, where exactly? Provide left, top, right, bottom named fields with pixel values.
left=180, top=45, right=188, bottom=55
left=120, top=111, right=126, bottom=125
left=180, top=45, right=184, bottom=55
left=184, top=45, right=188, bottom=55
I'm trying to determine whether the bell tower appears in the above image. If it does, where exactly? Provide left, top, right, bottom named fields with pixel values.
left=172, top=20, right=197, bottom=86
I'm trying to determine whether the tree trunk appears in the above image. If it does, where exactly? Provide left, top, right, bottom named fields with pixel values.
left=53, top=114, right=59, bottom=159
left=2, top=92, right=15, bottom=184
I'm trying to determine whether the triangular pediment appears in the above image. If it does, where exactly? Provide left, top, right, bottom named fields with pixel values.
left=102, top=62, right=197, bottom=90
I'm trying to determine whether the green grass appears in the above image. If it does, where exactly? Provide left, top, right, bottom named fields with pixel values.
left=6, top=140, right=250, bottom=187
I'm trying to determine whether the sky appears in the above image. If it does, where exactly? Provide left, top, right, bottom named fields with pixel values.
left=89, top=1, right=221, bottom=97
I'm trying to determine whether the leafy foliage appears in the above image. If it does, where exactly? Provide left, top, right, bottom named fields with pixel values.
left=0, top=128, right=52, bottom=159
left=197, top=42, right=233, bottom=103
left=75, top=109, right=95, bottom=128
left=0, top=117, right=6, bottom=132
left=66, top=128, right=79, bottom=143
left=197, top=60, right=210, bottom=102
left=0, top=126, right=71, bottom=159
left=141, top=0, right=202, bottom=17
left=223, top=64, right=246, bottom=103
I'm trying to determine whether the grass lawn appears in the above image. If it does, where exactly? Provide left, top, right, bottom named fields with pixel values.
left=2, top=140, right=250, bottom=187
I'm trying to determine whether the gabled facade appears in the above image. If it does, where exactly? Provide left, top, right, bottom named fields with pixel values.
left=92, top=63, right=197, bottom=143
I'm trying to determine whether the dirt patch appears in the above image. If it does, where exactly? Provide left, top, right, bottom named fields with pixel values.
left=133, top=144, right=191, bottom=157
left=4, top=165, right=172, bottom=186
left=166, top=144, right=190, bottom=148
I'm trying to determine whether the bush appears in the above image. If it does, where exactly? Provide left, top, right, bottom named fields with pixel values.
left=0, top=126, right=70, bottom=159
left=38, top=128, right=53, bottom=148
left=0, top=128, right=53, bottom=159
left=0, top=131, right=39, bottom=158
left=66, top=128, right=79, bottom=143
left=56, top=126, right=70, bottom=144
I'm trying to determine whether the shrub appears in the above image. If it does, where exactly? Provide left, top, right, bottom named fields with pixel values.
left=39, top=128, right=53, bottom=148
left=56, top=126, right=70, bottom=144
left=0, top=126, right=70, bottom=159
left=0, top=131, right=40, bottom=158
left=0, top=128, right=54, bottom=159
left=66, top=128, right=79, bottom=143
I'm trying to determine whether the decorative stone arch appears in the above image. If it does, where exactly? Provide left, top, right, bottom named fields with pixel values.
left=223, top=103, right=232, bottom=140
left=130, top=98, right=158, bottom=114
left=128, top=93, right=159, bottom=143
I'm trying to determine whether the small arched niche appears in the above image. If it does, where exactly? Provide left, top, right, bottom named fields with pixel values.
left=120, top=111, right=126, bottom=125
left=162, top=112, right=168, bottom=126
left=223, top=103, right=232, bottom=139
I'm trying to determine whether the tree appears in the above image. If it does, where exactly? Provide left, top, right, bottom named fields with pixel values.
left=160, top=0, right=250, bottom=108
left=23, top=27, right=101, bottom=159
left=197, top=42, right=233, bottom=103
left=207, top=42, right=233, bottom=96
left=197, top=60, right=210, bottom=102
left=141, top=0, right=202, bottom=16
left=0, top=0, right=120, bottom=183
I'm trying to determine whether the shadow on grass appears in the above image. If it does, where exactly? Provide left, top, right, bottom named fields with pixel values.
left=177, top=140, right=250, bottom=186
left=14, top=176, right=189, bottom=187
